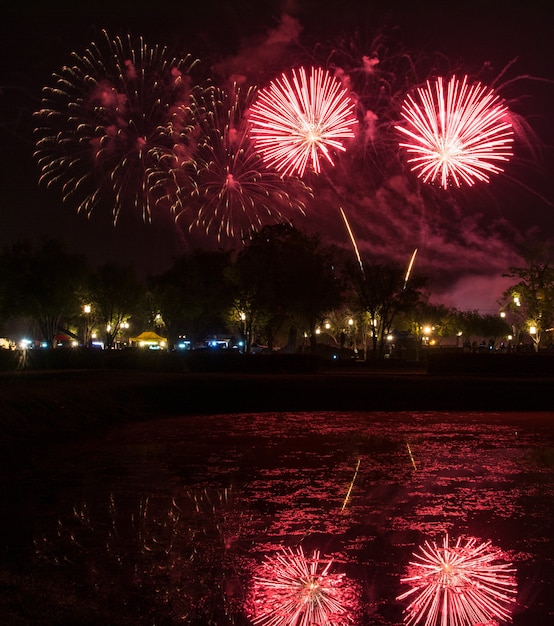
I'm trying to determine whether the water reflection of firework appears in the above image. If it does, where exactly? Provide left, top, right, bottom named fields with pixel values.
left=184, top=84, right=311, bottom=242
left=248, top=67, right=358, bottom=177
left=397, top=534, right=517, bottom=626
left=396, top=75, right=514, bottom=189
left=33, top=30, right=201, bottom=221
left=248, top=545, right=359, bottom=626
left=34, top=488, right=253, bottom=624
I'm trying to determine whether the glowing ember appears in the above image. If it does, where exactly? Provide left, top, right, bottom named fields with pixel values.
left=248, top=545, right=358, bottom=626
left=248, top=67, right=357, bottom=177
left=397, top=534, right=517, bottom=626
left=395, top=75, right=514, bottom=188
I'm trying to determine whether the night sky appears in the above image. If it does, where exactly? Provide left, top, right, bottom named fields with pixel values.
left=1, top=0, right=553, bottom=312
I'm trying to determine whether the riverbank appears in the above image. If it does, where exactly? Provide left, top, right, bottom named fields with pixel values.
left=1, top=355, right=553, bottom=448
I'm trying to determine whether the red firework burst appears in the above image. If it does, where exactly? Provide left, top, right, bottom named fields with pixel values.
left=247, top=545, right=358, bottom=626
left=395, top=75, right=514, bottom=189
left=183, top=84, right=311, bottom=242
left=248, top=67, right=358, bottom=177
left=397, top=534, right=517, bottom=626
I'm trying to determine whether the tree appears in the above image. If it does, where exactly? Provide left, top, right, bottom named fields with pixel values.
left=234, top=224, right=346, bottom=352
left=149, top=250, right=235, bottom=348
left=346, top=260, right=428, bottom=358
left=0, top=239, right=88, bottom=347
left=501, top=240, right=554, bottom=351
left=89, top=262, right=145, bottom=349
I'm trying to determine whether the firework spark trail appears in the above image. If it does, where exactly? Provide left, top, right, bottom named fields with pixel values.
left=339, top=207, right=364, bottom=274
left=249, top=546, right=357, bottom=626
left=397, top=534, right=517, bottom=626
left=248, top=66, right=358, bottom=177
left=404, top=248, right=418, bottom=288
left=341, top=458, right=361, bottom=512
left=395, top=75, right=514, bottom=189
left=33, top=30, right=201, bottom=221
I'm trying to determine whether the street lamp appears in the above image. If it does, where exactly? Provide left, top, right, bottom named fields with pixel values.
left=83, top=304, right=91, bottom=347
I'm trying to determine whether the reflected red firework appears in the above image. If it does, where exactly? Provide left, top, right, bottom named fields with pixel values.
left=247, top=545, right=358, bottom=626
left=33, top=30, right=200, bottom=222
left=395, top=75, right=514, bottom=189
left=397, top=534, right=517, bottom=626
left=248, top=67, right=358, bottom=177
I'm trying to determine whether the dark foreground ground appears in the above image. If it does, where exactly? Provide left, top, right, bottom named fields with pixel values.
left=1, top=350, right=553, bottom=626
left=1, top=349, right=553, bottom=448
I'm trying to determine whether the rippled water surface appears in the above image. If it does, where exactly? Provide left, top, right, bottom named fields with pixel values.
left=3, top=411, right=554, bottom=625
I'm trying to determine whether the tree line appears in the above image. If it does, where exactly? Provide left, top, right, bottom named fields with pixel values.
left=1, top=225, right=552, bottom=357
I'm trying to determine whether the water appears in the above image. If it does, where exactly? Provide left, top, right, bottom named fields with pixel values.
left=2, top=411, right=554, bottom=625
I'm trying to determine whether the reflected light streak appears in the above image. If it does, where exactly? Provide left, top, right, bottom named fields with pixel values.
left=341, top=458, right=361, bottom=512
left=406, top=442, right=417, bottom=471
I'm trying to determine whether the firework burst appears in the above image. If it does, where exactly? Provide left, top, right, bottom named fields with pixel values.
left=247, top=545, right=358, bottom=626
left=395, top=75, right=514, bottom=189
left=248, top=66, right=358, bottom=177
left=183, top=84, right=311, bottom=242
left=397, top=534, right=517, bottom=626
left=33, top=30, right=201, bottom=221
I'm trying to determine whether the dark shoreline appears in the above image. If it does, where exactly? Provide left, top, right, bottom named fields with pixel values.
left=1, top=353, right=553, bottom=448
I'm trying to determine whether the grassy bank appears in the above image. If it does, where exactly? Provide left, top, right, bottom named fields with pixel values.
left=1, top=349, right=553, bottom=449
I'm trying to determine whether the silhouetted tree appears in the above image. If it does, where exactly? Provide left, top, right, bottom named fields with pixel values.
left=235, top=224, right=346, bottom=352
left=89, top=262, right=144, bottom=349
left=347, top=260, right=427, bottom=358
left=0, top=239, right=88, bottom=347
left=149, top=249, right=234, bottom=348
left=501, top=240, right=554, bottom=350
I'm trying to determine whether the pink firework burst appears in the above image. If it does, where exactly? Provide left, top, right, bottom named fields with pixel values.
left=248, top=67, right=358, bottom=177
left=248, top=545, right=358, bottom=626
left=397, top=534, right=517, bottom=626
left=395, top=75, right=514, bottom=189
